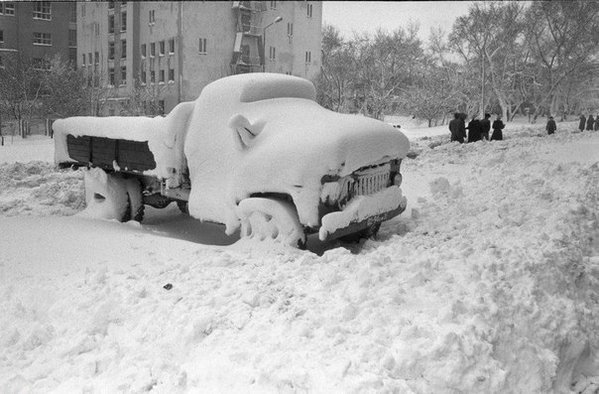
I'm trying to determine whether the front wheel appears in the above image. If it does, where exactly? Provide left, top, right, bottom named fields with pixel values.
left=339, top=223, right=381, bottom=243
left=237, top=197, right=306, bottom=248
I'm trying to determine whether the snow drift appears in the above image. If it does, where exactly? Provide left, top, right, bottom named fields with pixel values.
left=0, top=122, right=598, bottom=392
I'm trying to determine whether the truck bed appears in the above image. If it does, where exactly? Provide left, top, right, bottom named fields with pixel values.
left=65, top=135, right=156, bottom=173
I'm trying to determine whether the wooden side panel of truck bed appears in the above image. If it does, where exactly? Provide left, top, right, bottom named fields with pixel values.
left=66, top=135, right=156, bottom=172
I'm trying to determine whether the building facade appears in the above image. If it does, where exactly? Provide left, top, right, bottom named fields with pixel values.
left=77, top=1, right=322, bottom=115
left=0, top=1, right=76, bottom=69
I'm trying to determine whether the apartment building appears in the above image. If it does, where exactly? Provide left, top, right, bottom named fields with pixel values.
left=77, top=1, right=322, bottom=115
left=0, top=1, right=77, bottom=69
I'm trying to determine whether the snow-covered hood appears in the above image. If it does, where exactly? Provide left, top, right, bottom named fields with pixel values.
left=238, top=98, right=409, bottom=182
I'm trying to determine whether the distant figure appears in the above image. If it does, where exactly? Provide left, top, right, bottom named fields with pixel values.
left=579, top=114, right=586, bottom=132
left=480, top=113, right=491, bottom=140
left=449, top=112, right=466, bottom=143
left=587, top=115, right=595, bottom=131
left=546, top=115, right=556, bottom=135
left=491, top=114, right=505, bottom=141
left=595, top=115, right=599, bottom=131
left=467, top=115, right=482, bottom=143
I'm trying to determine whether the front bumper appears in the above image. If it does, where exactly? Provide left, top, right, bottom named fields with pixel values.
left=318, top=186, right=407, bottom=241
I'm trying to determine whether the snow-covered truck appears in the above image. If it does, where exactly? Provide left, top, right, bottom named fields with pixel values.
left=54, top=73, right=410, bottom=247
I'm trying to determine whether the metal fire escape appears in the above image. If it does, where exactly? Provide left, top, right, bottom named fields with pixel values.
left=231, top=1, right=266, bottom=74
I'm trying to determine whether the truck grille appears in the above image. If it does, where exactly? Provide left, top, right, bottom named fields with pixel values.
left=344, top=163, right=391, bottom=198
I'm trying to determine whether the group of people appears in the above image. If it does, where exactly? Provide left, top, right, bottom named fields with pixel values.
left=449, top=113, right=505, bottom=144
left=578, top=114, right=599, bottom=132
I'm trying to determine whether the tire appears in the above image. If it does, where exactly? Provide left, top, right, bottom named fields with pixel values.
left=124, top=177, right=144, bottom=222
left=339, top=223, right=381, bottom=243
left=176, top=200, right=189, bottom=215
left=81, top=168, right=144, bottom=222
left=237, top=197, right=306, bottom=248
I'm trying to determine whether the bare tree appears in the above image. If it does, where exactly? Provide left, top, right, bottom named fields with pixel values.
left=524, top=0, right=599, bottom=116
left=118, top=81, right=166, bottom=116
left=0, top=53, right=43, bottom=132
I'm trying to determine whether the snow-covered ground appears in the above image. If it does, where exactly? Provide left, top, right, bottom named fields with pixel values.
left=1, top=121, right=598, bottom=393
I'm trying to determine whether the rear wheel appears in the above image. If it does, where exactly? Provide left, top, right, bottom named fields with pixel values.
left=82, top=168, right=144, bottom=222
left=237, top=197, right=306, bottom=248
left=124, top=177, right=144, bottom=222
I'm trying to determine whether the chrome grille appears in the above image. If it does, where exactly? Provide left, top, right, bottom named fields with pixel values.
left=352, top=164, right=391, bottom=197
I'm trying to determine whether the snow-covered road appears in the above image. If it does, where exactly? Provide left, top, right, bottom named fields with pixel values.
left=0, top=123, right=598, bottom=393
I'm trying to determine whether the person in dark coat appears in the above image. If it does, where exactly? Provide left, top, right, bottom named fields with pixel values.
left=467, top=115, right=482, bottom=143
left=595, top=114, right=599, bottom=131
left=491, top=114, right=505, bottom=141
left=449, top=112, right=466, bottom=143
left=586, top=115, right=595, bottom=131
left=546, top=115, right=556, bottom=135
left=579, top=114, right=586, bottom=132
left=480, top=113, right=491, bottom=140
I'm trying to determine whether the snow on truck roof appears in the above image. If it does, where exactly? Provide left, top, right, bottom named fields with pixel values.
left=198, top=72, right=316, bottom=104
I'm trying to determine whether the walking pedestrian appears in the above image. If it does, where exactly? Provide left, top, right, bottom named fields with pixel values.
left=579, top=114, right=586, bottom=132
left=449, top=112, right=466, bottom=143
left=480, top=113, right=491, bottom=140
left=546, top=115, right=556, bottom=135
left=467, top=115, right=482, bottom=143
left=587, top=114, right=595, bottom=131
left=491, top=114, right=505, bottom=141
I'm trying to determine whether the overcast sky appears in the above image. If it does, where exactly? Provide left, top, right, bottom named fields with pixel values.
left=322, top=1, right=475, bottom=43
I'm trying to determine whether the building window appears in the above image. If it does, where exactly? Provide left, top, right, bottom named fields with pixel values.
left=121, top=40, right=127, bottom=58
left=150, top=42, right=155, bottom=57
left=305, top=51, right=312, bottom=63
left=287, top=23, right=293, bottom=37
left=109, top=15, right=115, bottom=34
left=169, top=39, right=175, bottom=54
left=168, top=68, right=175, bottom=82
left=269, top=46, right=276, bottom=61
left=159, top=69, right=165, bottom=83
left=159, top=41, right=165, bottom=56
left=307, top=3, right=313, bottom=18
left=121, top=12, right=126, bottom=31
left=109, top=68, right=115, bottom=86
left=33, top=32, right=52, bottom=46
left=3, top=3, right=15, bottom=16
left=141, top=70, right=146, bottom=84
left=69, top=48, right=77, bottom=65
left=198, top=38, right=207, bottom=54
left=0, top=30, right=3, bottom=43
left=88, top=53, right=92, bottom=65
left=33, top=2, right=51, bottom=20
left=109, top=42, right=115, bottom=60
left=70, top=5, right=76, bottom=22
left=94, top=23, right=99, bottom=36
left=149, top=10, right=155, bottom=24
left=270, top=1, right=277, bottom=9
left=68, top=30, right=76, bottom=47
left=81, top=54, right=86, bottom=66
left=108, top=1, right=114, bottom=10
left=141, top=44, right=146, bottom=58
left=33, top=58, right=50, bottom=71
left=120, top=66, right=126, bottom=85
left=0, top=56, right=3, bottom=69
left=150, top=70, right=155, bottom=83
left=95, top=52, right=99, bottom=65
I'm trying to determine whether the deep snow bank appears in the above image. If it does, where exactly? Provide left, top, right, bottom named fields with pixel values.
left=0, top=125, right=598, bottom=393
